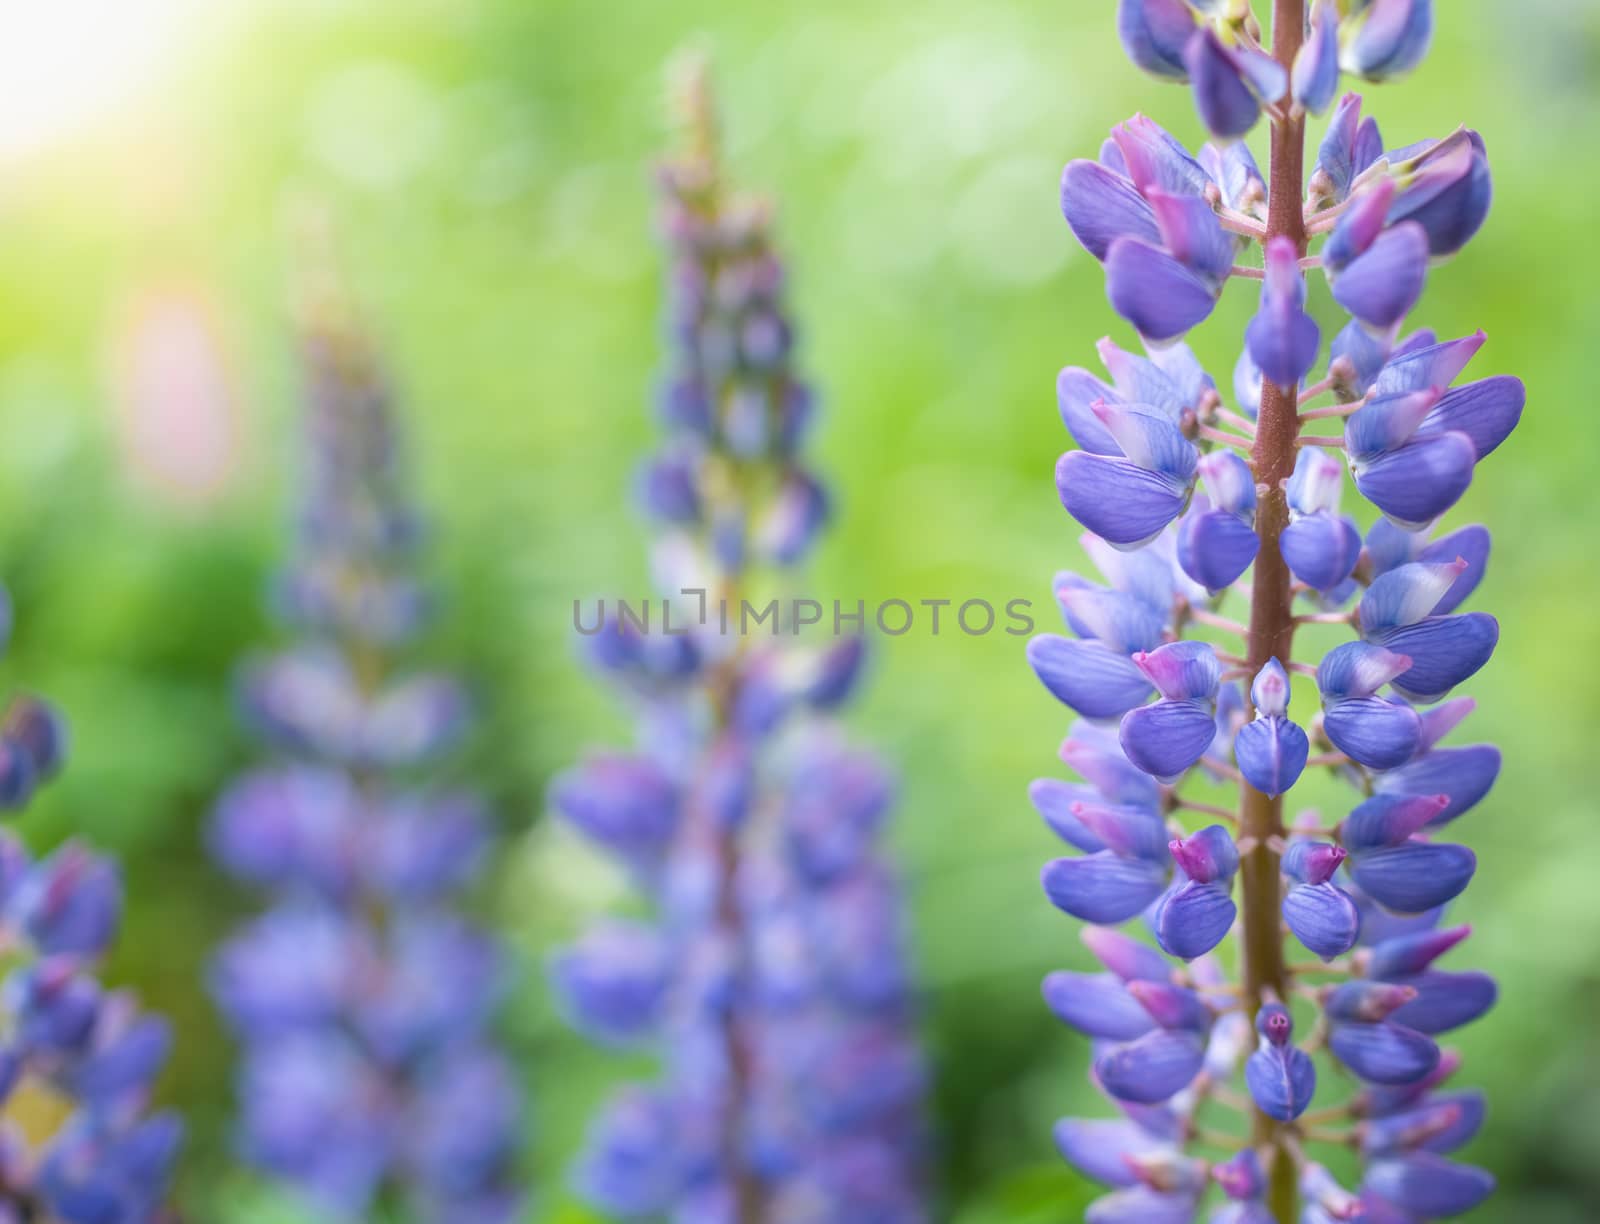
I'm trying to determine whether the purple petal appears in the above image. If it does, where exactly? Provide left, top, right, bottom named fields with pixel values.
left=1031, top=779, right=1116, bottom=853
left=1121, top=701, right=1216, bottom=781
left=1353, top=432, right=1477, bottom=529
left=1121, top=982, right=1209, bottom=1037
left=549, top=922, right=668, bottom=1047
left=551, top=755, right=680, bottom=865
left=1062, top=159, right=1162, bottom=262
left=1317, top=641, right=1413, bottom=700
left=1359, top=560, right=1465, bottom=631
left=1105, top=237, right=1219, bottom=342
left=1149, top=189, right=1236, bottom=285
left=1085, top=1186, right=1199, bottom=1224
left=1053, top=1117, right=1163, bottom=1187
left=1387, top=129, right=1492, bottom=257
left=1346, top=387, right=1442, bottom=459
left=1376, top=744, right=1500, bottom=825
left=1028, top=635, right=1155, bottom=720
left=1362, top=1090, right=1485, bottom=1157
left=1349, top=842, right=1476, bottom=913
left=1329, top=1021, right=1440, bottom=1085
left=1328, top=316, right=1395, bottom=398
left=1284, top=882, right=1362, bottom=959
left=1131, top=641, right=1221, bottom=702
left=1247, top=237, right=1321, bottom=387
left=1327, top=980, right=1419, bottom=1024
left=1196, top=450, right=1256, bottom=517
left=1234, top=716, right=1309, bottom=798
left=1363, top=923, right=1472, bottom=979
left=1331, top=222, right=1429, bottom=329
left=1314, top=93, right=1381, bottom=204
left=1153, top=880, right=1235, bottom=960
left=1057, top=579, right=1168, bottom=653
left=1042, top=853, right=1170, bottom=924
left=1168, top=824, right=1238, bottom=884
left=1282, top=840, right=1348, bottom=886
left=1115, top=0, right=1198, bottom=80
left=1362, top=1154, right=1494, bottom=1218
left=1060, top=722, right=1164, bottom=809
left=1417, top=524, right=1490, bottom=614
left=1375, top=612, right=1499, bottom=703
left=1091, top=404, right=1200, bottom=480
left=1341, top=793, right=1451, bottom=851
left=1385, top=969, right=1497, bottom=1034
left=1323, top=697, right=1422, bottom=770
left=1199, top=139, right=1264, bottom=212
left=1416, top=375, right=1524, bottom=460
left=1286, top=445, right=1345, bottom=515
left=1343, top=0, right=1434, bottom=80
left=1098, top=336, right=1207, bottom=420
left=1185, top=29, right=1272, bottom=140
left=1082, top=925, right=1174, bottom=983
left=1280, top=513, right=1362, bottom=592
left=1111, top=115, right=1213, bottom=198
left=1325, top=177, right=1396, bottom=270
left=1094, top=1028, right=1206, bottom=1104
left=1246, top=1043, right=1317, bottom=1121
left=1072, top=800, right=1172, bottom=862
left=1177, top=508, right=1258, bottom=591
left=1291, top=0, right=1341, bottom=114
left=1250, top=658, right=1292, bottom=717
left=1058, top=367, right=1124, bottom=454
left=1057, top=451, right=1191, bottom=548
left=1374, top=330, right=1485, bottom=395
left=1042, top=971, right=1157, bottom=1042
left=756, top=469, right=829, bottom=564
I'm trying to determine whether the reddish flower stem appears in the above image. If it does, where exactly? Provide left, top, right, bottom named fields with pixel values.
left=1241, top=2, right=1308, bottom=1220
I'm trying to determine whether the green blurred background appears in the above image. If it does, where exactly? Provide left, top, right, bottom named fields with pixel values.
left=0, top=0, right=1595, bottom=1219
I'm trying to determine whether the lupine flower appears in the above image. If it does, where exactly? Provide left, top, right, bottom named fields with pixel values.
left=0, top=604, right=180, bottom=1222
left=209, top=259, right=522, bottom=1220
left=1039, top=4, right=1507, bottom=1218
left=553, top=61, right=927, bottom=1220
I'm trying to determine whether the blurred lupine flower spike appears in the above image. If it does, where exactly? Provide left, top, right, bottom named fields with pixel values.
left=1041, top=1, right=1506, bottom=1219
left=552, top=56, right=928, bottom=1221
left=209, top=232, right=524, bottom=1221
left=0, top=598, right=181, bottom=1221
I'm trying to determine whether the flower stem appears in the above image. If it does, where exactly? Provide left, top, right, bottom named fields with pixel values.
left=1242, top=4, right=1307, bottom=1221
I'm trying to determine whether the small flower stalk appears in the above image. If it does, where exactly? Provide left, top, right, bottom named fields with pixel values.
left=0, top=598, right=182, bottom=1221
left=551, top=61, right=927, bottom=1222
left=209, top=257, right=523, bottom=1221
left=1039, top=1, right=1510, bottom=1219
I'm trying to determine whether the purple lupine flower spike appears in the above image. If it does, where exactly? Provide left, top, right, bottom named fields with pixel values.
left=557, top=60, right=928, bottom=1220
left=210, top=246, right=523, bottom=1219
left=1037, top=3, right=1508, bottom=1217
left=0, top=607, right=180, bottom=1219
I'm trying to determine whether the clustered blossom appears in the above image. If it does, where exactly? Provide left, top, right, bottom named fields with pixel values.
left=550, top=66, right=927, bottom=1222
left=209, top=279, right=522, bottom=1222
left=1034, top=1, right=1510, bottom=1218
left=0, top=601, right=181, bottom=1222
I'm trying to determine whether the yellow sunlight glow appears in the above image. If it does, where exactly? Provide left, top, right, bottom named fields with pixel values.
left=0, top=0, right=192, bottom=159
